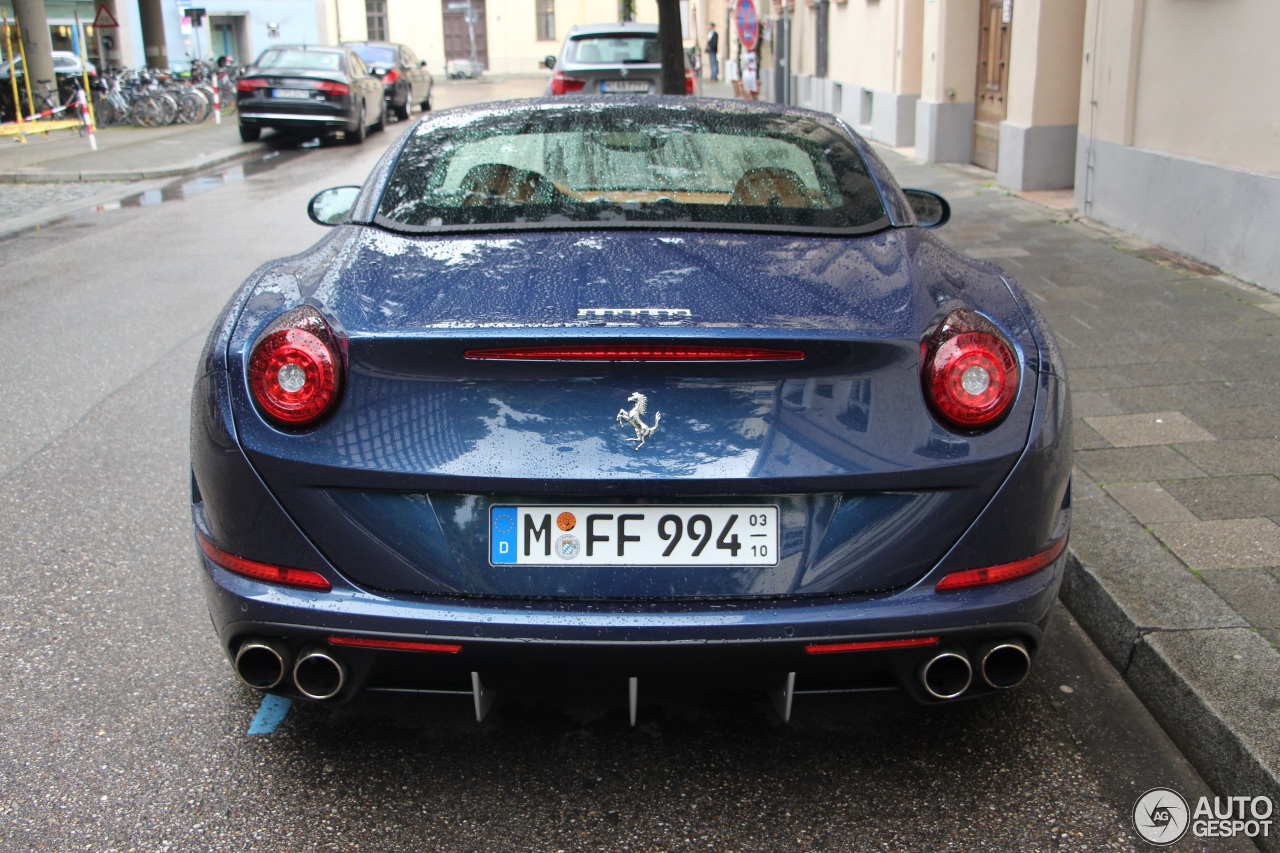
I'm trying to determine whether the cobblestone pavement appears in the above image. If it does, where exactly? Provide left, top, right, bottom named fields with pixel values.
left=0, top=180, right=136, bottom=223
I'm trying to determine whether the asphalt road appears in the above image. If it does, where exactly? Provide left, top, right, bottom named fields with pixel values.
left=0, top=87, right=1255, bottom=852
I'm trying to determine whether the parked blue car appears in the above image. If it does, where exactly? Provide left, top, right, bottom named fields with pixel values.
left=191, top=97, right=1071, bottom=718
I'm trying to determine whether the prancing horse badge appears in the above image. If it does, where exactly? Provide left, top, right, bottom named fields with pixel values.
left=616, top=392, right=660, bottom=450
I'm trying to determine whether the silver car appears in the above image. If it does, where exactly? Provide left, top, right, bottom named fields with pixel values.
left=543, top=22, right=694, bottom=96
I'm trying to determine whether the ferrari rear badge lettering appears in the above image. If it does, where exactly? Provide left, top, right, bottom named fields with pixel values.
left=578, top=308, right=692, bottom=323
left=617, top=391, right=661, bottom=449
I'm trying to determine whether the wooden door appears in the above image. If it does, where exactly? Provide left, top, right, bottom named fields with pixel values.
left=443, top=0, right=489, bottom=71
left=972, top=0, right=1012, bottom=171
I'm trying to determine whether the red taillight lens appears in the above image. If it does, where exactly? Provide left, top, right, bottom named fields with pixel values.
left=934, top=538, right=1067, bottom=592
left=922, top=309, right=1018, bottom=429
left=315, top=80, right=350, bottom=96
left=197, top=532, right=331, bottom=592
left=236, top=77, right=269, bottom=92
left=550, top=71, right=587, bottom=95
left=382, top=68, right=399, bottom=84
left=247, top=307, right=343, bottom=427
left=684, top=68, right=696, bottom=95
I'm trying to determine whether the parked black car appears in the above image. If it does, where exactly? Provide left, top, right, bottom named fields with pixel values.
left=236, top=45, right=385, bottom=144
left=343, top=41, right=433, bottom=121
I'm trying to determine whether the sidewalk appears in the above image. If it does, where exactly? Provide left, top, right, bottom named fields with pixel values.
left=880, top=152, right=1280, bottom=842
left=2, top=100, right=1277, bottom=838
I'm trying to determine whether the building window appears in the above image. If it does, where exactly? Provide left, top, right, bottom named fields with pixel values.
left=366, top=0, right=388, bottom=42
left=536, top=0, right=555, bottom=41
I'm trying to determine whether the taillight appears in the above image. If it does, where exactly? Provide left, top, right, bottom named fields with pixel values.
left=921, top=309, right=1018, bottom=430
left=935, top=538, right=1067, bottom=591
left=684, top=68, right=696, bottom=95
left=197, top=532, right=332, bottom=592
left=236, top=77, right=269, bottom=92
left=315, top=80, right=350, bottom=96
left=247, top=306, right=343, bottom=427
left=550, top=71, right=587, bottom=95
left=382, top=68, right=399, bottom=84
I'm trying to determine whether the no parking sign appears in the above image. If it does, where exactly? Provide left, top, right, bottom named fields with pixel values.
left=736, top=0, right=759, bottom=51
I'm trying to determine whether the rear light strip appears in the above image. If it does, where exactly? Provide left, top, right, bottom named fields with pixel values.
left=934, top=537, right=1068, bottom=592
left=197, top=533, right=331, bottom=592
left=328, top=635, right=462, bottom=653
left=805, top=636, right=940, bottom=655
left=465, top=345, right=805, bottom=362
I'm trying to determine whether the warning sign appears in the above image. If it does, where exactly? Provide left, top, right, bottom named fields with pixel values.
left=93, top=4, right=119, bottom=28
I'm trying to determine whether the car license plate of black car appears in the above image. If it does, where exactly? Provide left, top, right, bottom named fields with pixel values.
left=601, top=80, right=649, bottom=93
left=273, top=88, right=310, bottom=99
left=490, top=505, right=779, bottom=566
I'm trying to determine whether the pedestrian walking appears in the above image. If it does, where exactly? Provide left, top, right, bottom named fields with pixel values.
left=741, top=47, right=759, bottom=101
left=726, top=51, right=741, bottom=98
left=706, top=23, right=720, bottom=81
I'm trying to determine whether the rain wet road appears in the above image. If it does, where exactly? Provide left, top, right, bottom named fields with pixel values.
left=0, top=82, right=1252, bottom=852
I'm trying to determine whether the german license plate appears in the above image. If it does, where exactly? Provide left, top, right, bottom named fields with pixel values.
left=273, top=88, right=310, bottom=99
left=491, top=505, right=778, bottom=566
left=601, top=80, right=649, bottom=93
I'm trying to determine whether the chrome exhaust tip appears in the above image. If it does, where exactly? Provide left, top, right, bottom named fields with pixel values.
left=293, top=648, right=346, bottom=701
left=980, top=639, right=1031, bottom=689
left=920, top=650, right=973, bottom=700
left=234, top=639, right=288, bottom=691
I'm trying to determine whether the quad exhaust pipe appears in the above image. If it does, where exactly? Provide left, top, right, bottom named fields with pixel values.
left=234, top=638, right=289, bottom=690
left=234, top=639, right=348, bottom=701
left=293, top=647, right=347, bottom=700
left=978, top=639, right=1031, bottom=690
left=919, top=639, right=1031, bottom=700
left=919, top=649, right=973, bottom=700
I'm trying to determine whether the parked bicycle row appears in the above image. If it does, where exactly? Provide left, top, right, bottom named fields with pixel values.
left=1, top=59, right=241, bottom=128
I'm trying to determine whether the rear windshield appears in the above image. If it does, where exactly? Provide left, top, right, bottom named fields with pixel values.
left=376, top=103, right=889, bottom=234
left=567, top=35, right=658, bottom=64
left=351, top=45, right=397, bottom=65
left=255, top=49, right=345, bottom=72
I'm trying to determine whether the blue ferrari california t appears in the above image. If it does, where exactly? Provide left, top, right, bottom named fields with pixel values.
left=191, top=97, right=1071, bottom=719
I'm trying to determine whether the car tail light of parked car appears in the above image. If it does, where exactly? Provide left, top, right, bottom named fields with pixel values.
left=247, top=306, right=344, bottom=427
left=922, top=308, right=1019, bottom=430
left=550, top=71, right=588, bottom=94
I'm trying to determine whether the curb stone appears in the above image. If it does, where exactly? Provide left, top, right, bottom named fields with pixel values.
left=1061, top=469, right=1280, bottom=853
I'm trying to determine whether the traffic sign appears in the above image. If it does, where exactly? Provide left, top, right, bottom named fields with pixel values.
left=93, top=3, right=119, bottom=28
left=736, top=0, right=758, bottom=51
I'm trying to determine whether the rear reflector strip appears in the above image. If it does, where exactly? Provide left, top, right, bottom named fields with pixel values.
left=465, top=345, right=805, bottom=362
left=805, top=636, right=940, bottom=655
left=196, top=533, right=331, bottom=592
left=327, top=636, right=463, bottom=654
left=935, top=537, right=1068, bottom=592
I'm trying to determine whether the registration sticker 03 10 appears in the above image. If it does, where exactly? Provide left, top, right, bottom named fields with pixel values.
left=490, top=505, right=779, bottom=567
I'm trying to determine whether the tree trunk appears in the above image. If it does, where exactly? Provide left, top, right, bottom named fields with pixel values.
left=655, top=0, right=686, bottom=95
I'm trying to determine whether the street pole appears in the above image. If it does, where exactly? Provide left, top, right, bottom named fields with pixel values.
left=466, top=0, right=478, bottom=71
left=782, top=0, right=790, bottom=105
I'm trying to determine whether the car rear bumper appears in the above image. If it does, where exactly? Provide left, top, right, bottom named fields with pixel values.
left=196, top=540, right=1064, bottom=706
left=239, top=111, right=354, bottom=131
